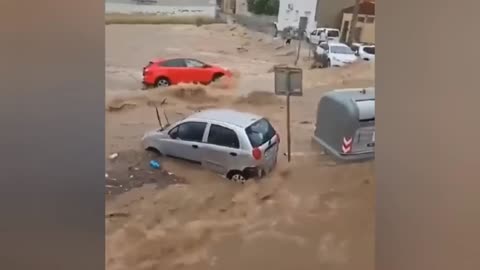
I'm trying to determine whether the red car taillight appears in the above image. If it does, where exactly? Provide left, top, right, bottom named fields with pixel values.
left=143, top=62, right=154, bottom=75
left=143, top=67, right=152, bottom=76
left=252, top=148, right=262, bottom=160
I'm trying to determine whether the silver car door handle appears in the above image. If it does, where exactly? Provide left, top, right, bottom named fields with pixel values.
left=229, top=152, right=237, bottom=156
left=192, top=144, right=199, bottom=149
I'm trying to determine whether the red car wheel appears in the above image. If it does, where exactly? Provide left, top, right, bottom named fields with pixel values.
left=155, top=77, right=170, bottom=87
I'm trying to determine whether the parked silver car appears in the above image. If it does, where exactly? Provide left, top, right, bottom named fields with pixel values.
left=142, top=109, right=280, bottom=183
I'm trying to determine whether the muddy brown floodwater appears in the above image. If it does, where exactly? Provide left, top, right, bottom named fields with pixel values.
left=106, top=24, right=375, bottom=270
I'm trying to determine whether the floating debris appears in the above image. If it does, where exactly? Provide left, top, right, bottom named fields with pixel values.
left=105, top=212, right=130, bottom=218
left=149, top=160, right=161, bottom=169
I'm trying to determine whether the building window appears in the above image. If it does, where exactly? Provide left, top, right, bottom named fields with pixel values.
left=357, top=16, right=365, bottom=23
left=366, top=16, right=375, bottom=23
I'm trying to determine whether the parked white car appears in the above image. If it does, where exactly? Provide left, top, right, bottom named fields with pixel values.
left=307, top=28, right=340, bottom=44
left=351, top=43, right=375, bottom=61
left=142, top=109, right=280, bottom=183
left=314, top=42, right=358, bottom=68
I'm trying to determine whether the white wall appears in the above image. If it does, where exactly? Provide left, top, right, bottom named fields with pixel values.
left=235, top=0, right=250, bottom=15
left=277, top=0, right=318, bottom=32
left=105, top=3, right=216, bottom=17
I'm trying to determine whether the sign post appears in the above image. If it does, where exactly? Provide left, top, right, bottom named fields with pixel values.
left=294, top=16, right=308, bottom=66
left=274, top=66, right=303, bottom=162
left=286, top=74, right=291, bottom=163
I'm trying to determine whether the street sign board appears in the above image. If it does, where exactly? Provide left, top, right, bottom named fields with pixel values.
left=298, top=16, right=308, bottom=37
left=274, top=65, right=303, bottom=96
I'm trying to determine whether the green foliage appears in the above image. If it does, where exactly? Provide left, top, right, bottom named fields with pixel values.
left=247, top=0, right=279, bottom=15
left=247, top=0, right=256, bottom=12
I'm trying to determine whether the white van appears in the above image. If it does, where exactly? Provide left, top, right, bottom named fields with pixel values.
left=307, top=28, right=340, bottom=44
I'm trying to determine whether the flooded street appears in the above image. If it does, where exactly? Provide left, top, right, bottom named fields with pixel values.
left=105, top=24, right=374, bottom=270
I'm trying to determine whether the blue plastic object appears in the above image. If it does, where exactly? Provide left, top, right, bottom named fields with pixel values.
left=149, top=160, right=161, bottom=169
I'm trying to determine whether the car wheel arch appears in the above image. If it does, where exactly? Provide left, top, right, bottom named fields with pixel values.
left=212, top=72, right=224, bottom=81
left=226, top=170, right=247, bottom=180
left=155, top=76, right=171, bottom=86
left=145, top=146, right=162, bottom=155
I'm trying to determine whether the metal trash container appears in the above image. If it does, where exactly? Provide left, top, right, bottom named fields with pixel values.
left=312, top=87, right=375, bottom=162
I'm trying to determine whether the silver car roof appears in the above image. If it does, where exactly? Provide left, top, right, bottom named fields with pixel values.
left=188, top=109, right=262, bottom=128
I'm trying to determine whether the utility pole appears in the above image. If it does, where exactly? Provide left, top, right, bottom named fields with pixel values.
left=287, top=16, right=307, bottom=162
left=347, top=0, right=361, bottom=46
left=294, top=37, right=302, bottom=66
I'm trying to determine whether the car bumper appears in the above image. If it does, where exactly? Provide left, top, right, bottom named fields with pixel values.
left=224, top=70, right=233, bottom=77
left=331, top=60, right=353, bottom=67
left=243, top=157, right=278, bottom=179
left=243, top=167, right=262, bottom=179
left=142, top=70, right=156, bottom=86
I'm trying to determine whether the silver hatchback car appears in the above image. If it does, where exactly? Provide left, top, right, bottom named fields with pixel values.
left=142, top=109, right=280, bottom=182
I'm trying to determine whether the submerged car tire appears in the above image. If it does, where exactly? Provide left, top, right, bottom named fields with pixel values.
left=227, top=170, right=248, bottom=184
left=155, top=77, right=171, bottom=88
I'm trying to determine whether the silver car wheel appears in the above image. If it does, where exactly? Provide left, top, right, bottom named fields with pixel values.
left=231, top=174, right=246, bottom=184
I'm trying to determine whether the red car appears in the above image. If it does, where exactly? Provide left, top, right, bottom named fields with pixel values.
left=142, top=58, right=233, bottom=88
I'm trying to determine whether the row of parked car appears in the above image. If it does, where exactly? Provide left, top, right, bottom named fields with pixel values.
left=313, top=41, right=375, bottom=68
left=304, top=27, right=375, bottom=68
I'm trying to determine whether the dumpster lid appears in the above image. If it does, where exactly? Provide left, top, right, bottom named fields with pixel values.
left=333, top=87, right=374, bottom=93
left=355, top=99, right=375, bottom=121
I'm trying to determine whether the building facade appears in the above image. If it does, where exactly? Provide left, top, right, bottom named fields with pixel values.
left=314, top=0, right=356, bottom=28
left=340, top=1, right=375, bottom=43
left=275, top=0, right=366, bottom=30
left=219, top=0, right=249, bottom=15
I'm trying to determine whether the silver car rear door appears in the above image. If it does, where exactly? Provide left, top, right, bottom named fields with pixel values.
left=202, top=123, right=247, bottom=175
